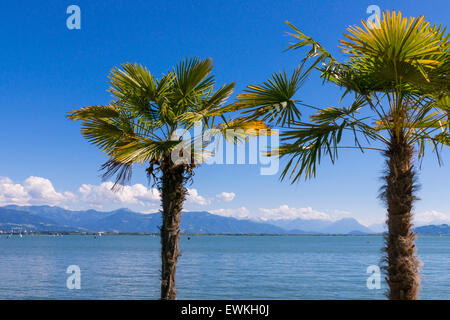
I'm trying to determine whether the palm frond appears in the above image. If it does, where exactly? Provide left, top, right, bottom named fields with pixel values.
left=235, top=66, right=307, bottom=126
left=285, top=21, right=340, bottom=76
left=114, top=138, right=181, bottom=164
left=277, top=98, right=380, bottom=182
left=67, top=104, right=136, bottom=156
left=172, top=57, right=215, bottom=105
left=340, top=11, right=449, bottom=88
left=271, top=10, right=449, bottom=184
left=68, top=57, right=254, bottom=187
left=177, top=82, right=236, bottom=127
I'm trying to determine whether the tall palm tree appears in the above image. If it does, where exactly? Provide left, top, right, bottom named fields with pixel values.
left=235, top=11, right=449, bottom=299
left=68, top=57, right=266, bottom=300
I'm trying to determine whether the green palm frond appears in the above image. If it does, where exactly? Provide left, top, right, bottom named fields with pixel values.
left=68, top=104, right=136, bottom=156
left=434, top=95, right=450, bottom=116
left=67, top=104, right=121, bottom=120
left=258, top=10, right=450, bottom=183
left=278, top=122, right=378, bottom=182
left=68, top=57, right=261, bottom=186
left=340, top=11, right=449, bottom=88
left=177, top=82, right=236, bottom=127
left=114, top=139, right=182, bottom=164
left=277, top=96, right=381, bottom=182
left=215, top=118, right=271, bottom=143
left=432, top=132, right=450, bottom=146
left=109, top=63, right=159, bottom=102
left=285, top=21, right=340, bottom=76
left=235, top=66, right=307, bottom=126
left=100, top=159, right=134, bottom=189
left=172, top=57, right=215, bottom=104
left=108, top=63, right=174, bottom=125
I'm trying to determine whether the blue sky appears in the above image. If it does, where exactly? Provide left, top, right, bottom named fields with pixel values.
left=0, top=0, right=449, bottom=226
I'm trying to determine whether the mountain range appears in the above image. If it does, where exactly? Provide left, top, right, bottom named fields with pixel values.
left=0, top=205, right=448, bottom=235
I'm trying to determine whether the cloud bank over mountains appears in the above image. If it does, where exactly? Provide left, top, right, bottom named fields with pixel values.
left=0, top=177, right=76, bottom=207
left=0, top=176, right=211, bottom=211
left=1, top=176, right=449, bottom=227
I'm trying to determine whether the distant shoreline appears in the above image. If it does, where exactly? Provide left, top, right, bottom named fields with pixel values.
left=1, top=231, right=447, bottom=236
left=1, top=231, right=379, bottom=236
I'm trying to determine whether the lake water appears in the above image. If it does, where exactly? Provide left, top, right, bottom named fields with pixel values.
left=0, top=235, right=448, bottom=299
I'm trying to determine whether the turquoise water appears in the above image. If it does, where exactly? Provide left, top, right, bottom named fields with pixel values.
left=0, top=235, right=448, bottom=299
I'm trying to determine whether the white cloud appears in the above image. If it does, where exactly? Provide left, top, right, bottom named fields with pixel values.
left=0, top=176, right=213, bottom=212
left=0, top=176, right=74, bottom=206
left=78, top=182, right=160, bottom=208
left=414, top=210, right=450, bottom=226
left=186, top=188, right=208, bottom=205
left=216, top=192, right=235, bottom=202
left=25, top=177, right=76, bottom=204
left=0, top=177, right=28, bottom=205
left=258, top=205, right=337, bottom=221
left=210, top=207, right=251, bottom=219
left=209, top=205, right=353, bottom=222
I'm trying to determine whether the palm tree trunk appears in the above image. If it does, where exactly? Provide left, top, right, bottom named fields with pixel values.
left=382, top=132, right=421, bottom=300
left=160, top=157, right=187, bottom=300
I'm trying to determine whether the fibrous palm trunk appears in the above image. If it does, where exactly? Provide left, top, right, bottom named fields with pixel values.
left=160, top=157, right=187, bottom=300
left=383, top=132, right=421, bottom=300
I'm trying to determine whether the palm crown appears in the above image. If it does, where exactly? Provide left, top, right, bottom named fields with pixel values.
left=235, top=11, right=449, bottom=181
left=68, top=57, right=265, bottom=186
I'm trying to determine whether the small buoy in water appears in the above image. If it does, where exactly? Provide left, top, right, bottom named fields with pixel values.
left=187, top=237, right=191, bottom=240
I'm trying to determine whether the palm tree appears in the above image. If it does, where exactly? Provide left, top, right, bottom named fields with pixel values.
left=235, top=11, right=449, bottom=299
left=68, top=57, right=266, bottom=300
